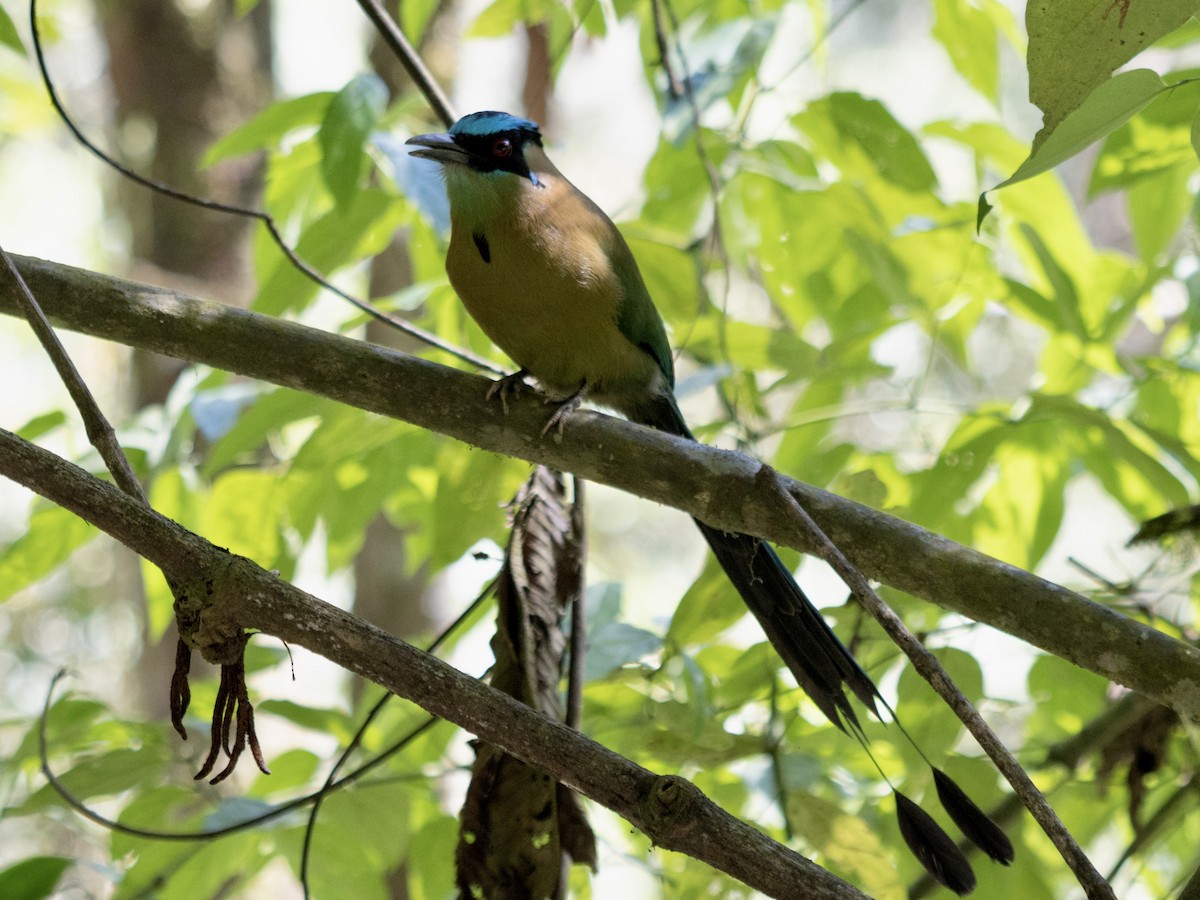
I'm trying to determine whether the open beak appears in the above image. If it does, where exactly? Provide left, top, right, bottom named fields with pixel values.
left=405, top=132, right=471, bottom=166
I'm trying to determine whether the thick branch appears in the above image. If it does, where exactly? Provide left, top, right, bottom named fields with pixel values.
left=0, top=427, right=862, bottom=900
left=3, top=254, right=1199, bottom=721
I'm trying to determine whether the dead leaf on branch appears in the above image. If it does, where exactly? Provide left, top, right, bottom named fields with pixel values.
left=457, top=467, right=596, bottom=900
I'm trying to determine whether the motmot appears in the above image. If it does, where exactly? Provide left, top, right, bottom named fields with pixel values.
left=407, top=111, right=1011, bottom=893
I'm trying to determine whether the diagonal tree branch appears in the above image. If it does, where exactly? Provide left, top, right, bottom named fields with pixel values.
left=0, top=426, right=864, bottom=900
left=3, top=253, right=1199, bottom=723
left=0, top=246, right=144, bottom=499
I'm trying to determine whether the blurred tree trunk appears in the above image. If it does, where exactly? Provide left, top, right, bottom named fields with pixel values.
left=101, top=0, right=273, bottom=401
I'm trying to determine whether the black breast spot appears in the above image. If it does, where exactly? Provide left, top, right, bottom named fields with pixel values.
left=472, top=232, right=491, bottom=263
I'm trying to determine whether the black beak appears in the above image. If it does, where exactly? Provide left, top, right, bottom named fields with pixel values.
left=405, top=132, right=471, bottom=166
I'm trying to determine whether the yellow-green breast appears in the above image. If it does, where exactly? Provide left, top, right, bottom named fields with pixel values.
left=444, top=166, right=663, bottom=403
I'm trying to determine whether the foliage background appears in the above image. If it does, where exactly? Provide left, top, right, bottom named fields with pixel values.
left=1, top=0, right=1199, bottom=898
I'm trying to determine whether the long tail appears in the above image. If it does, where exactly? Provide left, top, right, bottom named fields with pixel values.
left=694, top=522, right=880, bottom=732
left=633, top=393, right=880, bottom=732
left=633, top=392, right=1014, bottom=892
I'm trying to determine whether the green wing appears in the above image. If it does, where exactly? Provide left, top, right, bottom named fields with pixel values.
left=611, top=236, right=675, bottom=389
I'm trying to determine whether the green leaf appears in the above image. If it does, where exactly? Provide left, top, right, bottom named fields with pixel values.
left=1157, top=14, right=1200, bottom=47
left=201, top=387, right=320, bottom=475
left=1191, top=101, right=1200, bottom=163
left=297, top=785, right=416, bottom=900
left=0, top=505, right=98, bottom=603
left=705, top=642, right=777, bottom=709
left=788, top=792, right=902, bottom=897
left=585, top=621, right=663, bottom=680
left=202, top=796, right=273, bottom=831
left=623, top=236, right=698, bottom=324
left=112, top=785, right=200, bottom=837
left=408, top=814, right=458, bottom=900
left=245, top=749, right=320, bottom=797
left=7, top=698, right=104, bottom=767
left=318, top=74, right=388, bottom=209
left=1075, top=410, right=1191, bottom=518
left=896, top=648, right=983, bottom=758
left=253, top=187, right=405, bottom=315
left=108, top=790, right=206, bottom=898
left=1017, top=224, right=1086, bottom=339
left=22, top=748, right=167, bottom=813
left=424, top=443, right=522, bottom=569
left=661, top=19, right=774, bottom=127
left=469, top=0, right=559, bottom=37
left=1128, top=160, right=1193, bottom=262
left=468, top=0, right=522, bottom=36
left=257, top=699, right=354, bottom=740
left=982, top=69, right=1167, bottom=222
left=1090, top=76, right=1200, bottom=194
left=1026, top=653, right=1108, bottom=740
left=152, top=834, right=267, bottom=900
left=0, top=857, right=71, bottom=900
left=203, top=92, right=334, bottom=166
left=932, top=0, right=1000, bottom=101
left=668, top=555, right=754, bottom=647
left=200, top=469, right=285, bottom=567
left=400, top=0, right=444, bottom=43
left=0, top=4, right=24, bottom=55
left=143, top=467, right=200, bottom=639
left=979, top=423, right=1072, bottom=570
left=812, top=92, right=937, bottom=192
left=909, top=413, right=1010, bottom=543
left=285, top=411, right=435, bottom=569
left=926, top=120, right=1028, bottom=169
left=684, top=318, right=819, bottom=378
left=637, top=136, right=712, bottom=239
left=1027, top=0, right=1198, bottom=147
left=15, top=410, right=66, bottom=440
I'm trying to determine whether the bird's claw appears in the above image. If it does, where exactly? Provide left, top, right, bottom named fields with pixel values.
left=486, top=369, right=530, bottom=414
left=539, top=391, right=585, bottom=437
left=488, top=371, right=585, bottom=436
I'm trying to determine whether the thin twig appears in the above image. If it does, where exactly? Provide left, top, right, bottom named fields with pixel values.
left=650, top=0, right=683, bottom=98
left=758, top=465, right=1117, bottom=900
left=766, top=678, right=796, bottom=841
left=354, top=0, right=455, bottom=127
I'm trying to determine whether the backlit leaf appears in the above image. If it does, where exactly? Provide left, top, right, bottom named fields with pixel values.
left=318, top=74, right=388, bottom=209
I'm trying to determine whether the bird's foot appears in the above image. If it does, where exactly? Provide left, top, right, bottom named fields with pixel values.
left=485, top=369, right=530, bottom=414
left=540, top=384, right=587, bottom=437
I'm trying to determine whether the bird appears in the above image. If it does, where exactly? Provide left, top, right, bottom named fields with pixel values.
left=406, top=110, right=1012, bottom=893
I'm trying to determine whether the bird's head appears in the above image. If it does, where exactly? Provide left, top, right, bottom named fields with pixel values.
left=406, top=111, right=544, bottom=188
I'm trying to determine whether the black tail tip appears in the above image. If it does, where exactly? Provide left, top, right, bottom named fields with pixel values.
left=895, top=791, right=977, bottom=896
left=933, top=768, right=1015, bottom=866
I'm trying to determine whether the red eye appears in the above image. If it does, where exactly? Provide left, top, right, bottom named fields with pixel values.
left=492, top=138, right=513, bottom=158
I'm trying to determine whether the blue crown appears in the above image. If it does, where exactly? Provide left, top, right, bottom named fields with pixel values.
left=450, top=111, right=541, bottom=138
